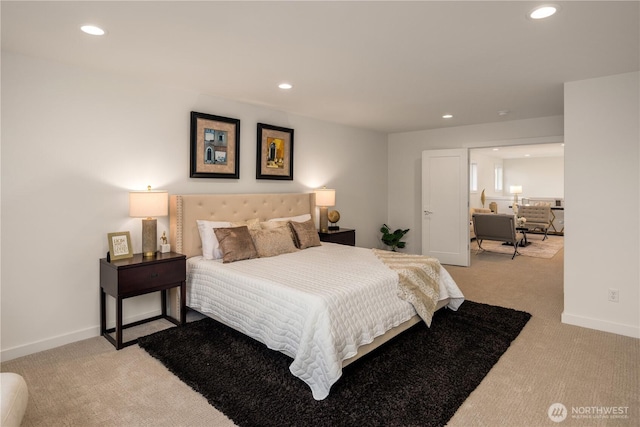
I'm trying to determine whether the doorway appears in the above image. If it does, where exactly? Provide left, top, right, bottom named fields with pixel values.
left=469, top=143, right=564, bottom=215
left=469, top=143, right=565, bottom=261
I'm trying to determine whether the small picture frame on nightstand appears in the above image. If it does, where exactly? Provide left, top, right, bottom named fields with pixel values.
left=107, top=231, right=133, bottom=261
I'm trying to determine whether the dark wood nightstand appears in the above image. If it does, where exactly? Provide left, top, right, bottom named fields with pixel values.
left=318, top=228, right=356, bottom=246
left=100, top=252, right=186, bottom=350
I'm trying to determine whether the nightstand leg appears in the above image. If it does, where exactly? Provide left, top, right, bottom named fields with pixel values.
left=180, top=281, right=186, bottom=325
left=100, top=289, right=106, bottom=335
left=116, top=296, right=123, bottom=350
left=161, top=289, right=167, bottom=317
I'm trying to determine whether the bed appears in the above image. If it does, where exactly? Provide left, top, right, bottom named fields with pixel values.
left=169, top=193, right=464, bottom=400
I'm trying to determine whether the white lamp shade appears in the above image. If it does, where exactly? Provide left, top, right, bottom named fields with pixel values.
left=510, top=185, right=523, bottom=195
left=314, top=188, right=336, bottom=207
left=129, top=190, right=168, bottom=218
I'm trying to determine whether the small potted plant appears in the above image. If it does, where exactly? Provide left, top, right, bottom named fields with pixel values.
left=380, top=224, right=410, bottom=252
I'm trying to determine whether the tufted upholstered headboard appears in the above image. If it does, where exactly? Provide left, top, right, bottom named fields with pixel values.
left=169, top=193, right=316, bottom=259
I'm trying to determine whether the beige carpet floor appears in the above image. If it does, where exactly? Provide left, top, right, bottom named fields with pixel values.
left=2, top=242, right=639, bottom=426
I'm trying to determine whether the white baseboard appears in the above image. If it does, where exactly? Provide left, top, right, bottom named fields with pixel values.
left=561, top=312, right=640, bottom=339
left=0, top=309, right=163, bottom=362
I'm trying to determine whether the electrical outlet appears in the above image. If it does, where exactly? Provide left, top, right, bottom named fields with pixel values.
left=608, top=288, right=619, bottom=303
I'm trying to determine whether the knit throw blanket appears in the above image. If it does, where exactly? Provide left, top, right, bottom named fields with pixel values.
left=372, top=249, right=441, bottom=326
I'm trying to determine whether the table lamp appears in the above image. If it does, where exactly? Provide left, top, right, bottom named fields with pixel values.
left=510, top=185, right=523, bottom=205
left=314, top=187, right=336, bottom=233
left=129, top=186, right=168, bottom=257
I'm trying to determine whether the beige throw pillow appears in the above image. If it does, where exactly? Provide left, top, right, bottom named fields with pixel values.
left=289, top=219, right=321, bottom=249
left=230, top=218, right=261, bottom=231
left=250, top=227, right=298, bottom=258
left=213, top=226, right=258, bottom=263
left=260, top=220, right=289, bottom=230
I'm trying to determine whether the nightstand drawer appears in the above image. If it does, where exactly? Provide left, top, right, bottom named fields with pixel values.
left=318, top=228, right=356, bottom=246
left=118, top=260, right=186, bottom=295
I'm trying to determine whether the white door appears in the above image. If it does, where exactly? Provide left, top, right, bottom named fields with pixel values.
left=421, top=149, right=469, bottom=266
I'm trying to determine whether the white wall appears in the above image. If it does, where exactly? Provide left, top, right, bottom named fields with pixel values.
left=469, top=153, right=564, bottom=212
left=387, top=116, right=564, bottom=254
left=0, top=52, right=388, bottom=360
left=469, top=152, right=502, bottom=209
left=503, top=156, right=564, bottom=200
left=563, top=72, right=639, bottom=338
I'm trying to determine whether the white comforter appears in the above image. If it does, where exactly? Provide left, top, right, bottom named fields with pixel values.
left=186, top=243, right=464, bottom=400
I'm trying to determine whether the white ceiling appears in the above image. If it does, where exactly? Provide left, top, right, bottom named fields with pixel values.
left=472, top=143, right=564, bottom=159
left=2, top=1, right=638, bottom=134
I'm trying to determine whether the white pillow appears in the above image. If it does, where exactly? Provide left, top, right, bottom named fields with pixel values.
left=196, top=220, right=232, bottom=260
left=268, top=213, right=311, bottom=223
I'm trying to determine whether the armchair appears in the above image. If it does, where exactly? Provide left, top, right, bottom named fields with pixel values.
left=472, top=213, right=525, bottom=259
left=1, top=373, right=28, bottom=427
left=517, top=205, right=551, bottom=240
left=469, top=207, right=492, bottom=240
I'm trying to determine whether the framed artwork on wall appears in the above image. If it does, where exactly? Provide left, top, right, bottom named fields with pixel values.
left=190, top=111, right=240, bottom=178
left=256, top=123, right=294, bottom=180
left=107, top=231, right=133, bottom=261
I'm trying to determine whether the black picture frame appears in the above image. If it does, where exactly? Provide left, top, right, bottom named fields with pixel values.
left=190, top=111, right=240, bottom=178
left=256, top=123, right=294, bottom=180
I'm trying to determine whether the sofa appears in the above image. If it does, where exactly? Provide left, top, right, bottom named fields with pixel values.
left=517, top=204, right=552, bottom=240
left=1, top=373, right=28, bottom=427
left=470, top=207, right=492, bottom=240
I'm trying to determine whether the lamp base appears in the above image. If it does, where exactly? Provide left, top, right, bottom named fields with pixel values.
left=319, top=207, right=329, bottom=233
left=142, top=218, right=157, bottom=258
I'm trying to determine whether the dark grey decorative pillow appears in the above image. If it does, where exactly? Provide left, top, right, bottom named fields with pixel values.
left=214, top=226, right=259, bottom=263
left=289, top=219, right=321, bottom=249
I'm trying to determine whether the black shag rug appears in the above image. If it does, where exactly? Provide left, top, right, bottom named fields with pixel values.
left=138, top=301, right=531, bottom=427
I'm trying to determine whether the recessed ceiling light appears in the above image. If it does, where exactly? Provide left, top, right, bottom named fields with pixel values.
left=529, top=5, right=558, bottom=20
left=278, top=83, right=293, bottom=90
left=442, top=114, right=453, bottom=119
left=498, top=110, right=509, bottom=116
left=525, top=154, right=531, bottom=157
left=81, top=25, right=105, bottom=36
left=493, top=148, right=499, bottom=151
